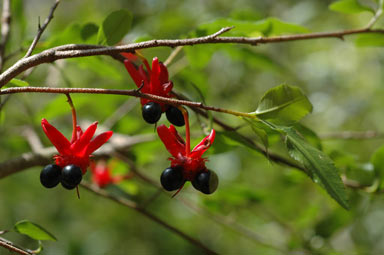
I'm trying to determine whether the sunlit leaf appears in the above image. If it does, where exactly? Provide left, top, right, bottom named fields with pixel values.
left=329, top=0, right=374, bottom=14
left=97, top=9, right=132, bottom=45
left=184, top=44, right=216, bottom=69
left=274, top=124, right=349, bottom=209
left=8, top=79, right=29, bottom=87
left=266, top=17, right=309, bottom=36
left=14, top=220, right=57, bottom=241
left=355, top=33, right=384, bottom=47
left=255, top=84, right=313, bottom=125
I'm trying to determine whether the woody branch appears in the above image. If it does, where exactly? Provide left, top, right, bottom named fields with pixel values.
left=1, top=26, right=384, bottom=87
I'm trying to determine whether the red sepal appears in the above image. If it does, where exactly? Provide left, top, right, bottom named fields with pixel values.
left=41, top=119, right=71, bottom=155
left=157, top=124, right=185, bottom=158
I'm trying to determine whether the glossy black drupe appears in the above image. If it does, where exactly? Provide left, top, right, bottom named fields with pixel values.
left=61, top=165, right=83, bottom=190
left=160, top=167, right=184, bottom=191
left=40, top=164, right=62, bottom=188
left=192, top=169, right=219, bottom=194
left=165, top=106, right=185, bottom=126
left=142, top=102, right=162, bottom=124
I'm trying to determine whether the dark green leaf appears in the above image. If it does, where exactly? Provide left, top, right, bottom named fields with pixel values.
left=223, top=46, right=284, bottom=73
left=276, top=125, right=349, bottom=209
left=210, top=131, right=264, bottom=155
left=293, top=123, right=322, bottom=150
left=45, top=23, right=82, bottom=48
left=346, top=164, right=375, bottom=187
left=14, top=220, right=57, bottom=241
left=255, top=84, right=313, bottom=125
left=81, top=23, right=99, bottom=42
left=329, top=0, right=374, bottom=14
left=243, top=118, right=269, bottom=150
left=355, top=34, right=384, bottom=47
left=97, top=9, right=132, bottom=45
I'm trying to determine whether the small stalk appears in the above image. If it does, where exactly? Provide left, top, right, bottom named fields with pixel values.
left=65, top=94, right=77, bottom=142
left=179, top=106, right=190, bottom=156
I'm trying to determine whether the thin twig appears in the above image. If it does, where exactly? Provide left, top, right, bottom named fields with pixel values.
left=1, top=26, right=384, bottom=87
left=80, top=182, right=218, bottom=255
left=0, top=0, right=11, bottom=71
left=366, top=0, right=384, bottom=28
left=319, top=130, right=384, bottom=140
left=102, top=98, right=138, bottom=130
left=0, top=86, right=257, bottom=118
left=0, top=237, right=32, bottom=255
left=163, top=46, right=183, bottom=67
left=24, top=0, right=61, bottom=58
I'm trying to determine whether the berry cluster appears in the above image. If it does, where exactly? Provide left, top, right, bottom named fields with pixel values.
left=40, top=116, right=112, bottom=191
left=40, top=164, right=82, bottom=190
left=123, top=54, right=184, bottom=126
left=157, top=124, right=218, bottom=195
left=161, top=167, right=218, bottom=194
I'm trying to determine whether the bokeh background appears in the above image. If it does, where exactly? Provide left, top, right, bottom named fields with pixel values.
left=1, top=0, right=384, bottom=254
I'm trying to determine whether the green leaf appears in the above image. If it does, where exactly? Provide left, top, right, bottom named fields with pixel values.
left=97, top=9, right=132, bottom=45
left=355, top=34, right=384, bottom=47
left=293, top=123, right=322, bottom=150
left=223, top=46, right=284, bottom=73
left=266, top=17, right=309, bottom=36
left=81, top=23, right=99, bottom=42
left=45, top=23, right=83, bottom=48
left=346, top=163, right=375, bottom=187
left=243, top=119, right=270, bottom=150
left=275, top=124, right=349, bottom=209
left=184, top=44, right=216, bottom=69
left=329, top=0, right=374, bottom=14
left=255, top=84, right=313, bottom=125
left=8, top=78, right=29, bottom=87
left=14, top=220, right=57, bottom=241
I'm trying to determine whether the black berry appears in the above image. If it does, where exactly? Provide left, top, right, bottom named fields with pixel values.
left=142, top=102, right=162, bottom=124
left=165, top=106, right=185, bottom=126
left=61, top=165, right=83, bottom=190
left=40, top=164, right=62, bottom=188
left=160, top=167, right=184, bottom=191
left=192, top=170, right=219, bottom=194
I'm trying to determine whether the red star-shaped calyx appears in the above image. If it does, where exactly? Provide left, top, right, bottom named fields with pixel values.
left=41, top=119, right=113, bottom=174
left=157, top=124, right=215, bottom=181
left=123, top=54, right=173, bottom=111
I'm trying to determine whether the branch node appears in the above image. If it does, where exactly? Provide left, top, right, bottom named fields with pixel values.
left=135, top=81, right=145, bottom=93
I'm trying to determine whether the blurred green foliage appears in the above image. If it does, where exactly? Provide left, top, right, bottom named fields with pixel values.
left=2, top=0, right=384, bottom=254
